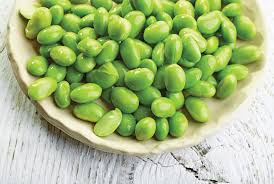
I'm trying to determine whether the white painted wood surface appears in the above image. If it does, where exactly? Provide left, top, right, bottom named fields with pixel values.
left=1, top=0, right=274, bottom=183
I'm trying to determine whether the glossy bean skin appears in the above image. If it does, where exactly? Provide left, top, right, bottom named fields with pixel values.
left=87, top=63, right=119, bottom=89
left=186, top=81, right=216, bottom=98
left=96, top=40, right=119, bottom=65
left=139, top=59, right=157, bottom=75
left=73, top=102, right=105, bottom=122
left=74, top=54, right=96, bottom=74
left=156, top=12, right=173, bottom=31
left=117, top=114, right=136, bottom=136
left=28, top=77, right=57, bottom=101
left=195, top=0, right=210, bottom=16
left=161, top=0, right=175, bottom=17
left=50, top=5, right=64, bottom=25
left=152, top=42, right=165, bottom=67
left=27, top=56, right=48, bottom=77
left=195, top=55, right=216, bottom=80
left=78, top=28, right=97, bottom=40
left=205, top=36, right=219, bottom=54
left=80, top=14, right=95, bottom=28
left=217, top=64, right=248, bottom=81
left=166, top=92, right=184, bottom=110
left=94, top=108, right=122, bottom=137
left=231, top=45, right=262, bottom=65
left=50, top=46, right=76, bottom=66
left=135, top=86, right=161, bottom=106
left=71, top=4, right=96, bottom=17
left=145, top=16, right=157, bottom=27
left=94, top=7, right=109, bottom=36
left=233, top=16, right=257, bottom=41
left=66, top=66, right=84, bottom=83
left=222, top=3, right=242, bottom=17
left=125, top=68, right=154, bottom=91
left=153, top=65, right=167, bottom=90
left=164, top=64, right=186, bottom=92
left=37, top=25, right=64, bottom=45
left=173, top=15, right=197, bottom=33
left=61, top=14, right=81, bottom=33
left=178, top=58, right=196, bottom=68
left=54, top=81, right=71, bottom=108
left=41, top=0, right=72, bottom=12
left=164, top=34, right=183, bottom=64
left=135, top=117, right=156, bottom=141
left=25, top=7, right=52, bottom=39
left=197, top=11, right=221, bottom=34
left=108, top=15, right=132, bottom=41
left=216, top=74, right=237, bottom=99
left=111, top=87, right=139, bottom=113
left=185, top=97, right=209, bottom=123
left=131, top=0, right=153, bottom=16
left=208, top=0, right=221, bottom=11
left=182, top=35, right=201, bottom=64
left=91, top=0, right=113, bottom=11
left=221, top=15, right=237, bottom=44
left=70, top=82, right=84, bottom=91
left=125, top=11, right=146, bottom=38
left=174, top=0, right=194, bottom=17
left=206, top=75, right=218, bottom=87
left=109, top=4, right=122, bottom=16
left=39, top=43, right=59, bottom=58
left=155, top=118, right=169, bottom=141
left=62, top=32, right=79, bottom=54
left=135, top=40, right=152, bottom=60
left=144, top=21, right=170, bottom=44
left=120, top=38, right=141, bottom=69
left=121, top=0, right=134, bottom=17
left=77, top=38, right=102, bottom=57
left=45, top=64, right=67, bottom=82
left=169, top=112, right=188, bottom=137
left=214, top=45, right=232, bottom=72
left=184, top=68, right=202, bottom=89
left=151, top=0, right=163, bottom=15
left=133, top=105, right=153, bottom=121
left=70, top=83, right=102, bottom=103
left=71, top=0, right=89, bottom=4
left=151, top=97, right=176, bottom=118
left=112, top=60, right=128, bottom=87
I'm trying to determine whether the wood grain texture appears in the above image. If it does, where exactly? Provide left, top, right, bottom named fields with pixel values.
left=1, top=0, right=274, bottom=183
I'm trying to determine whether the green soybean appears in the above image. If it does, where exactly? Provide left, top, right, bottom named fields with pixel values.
left=216, top=74, right=237, bottom=99
left=96, top=40, right=119, bottom=65
left=186, top=81, right=216, bottom=98
left=108, top=15, right=132, bottom=41
left=45, top=63, right=67, bottom=82
left=50, top=5, right=64, bottom=25
left=73, top=102, right=106, bottom=122
left=184, top=68, right=202, bottom=89
left=222, top=3, right=242, bottom=17
left=145, top=16, right=157, bottom=27
left=195, top=0, right=210, bottom=16
left=70, top=83, right=102, bottom=103
left=151, top=97, right=176, bottom=118
left=54, top=81, right=71, bottom=108
left=231, top=45, right=262, bottom=65
left=120, top=38, right=141, bottom=69
left=217, top=64, right=248, bottom=81
left=139, top=59, right=157, bottom=75
left=117, top=114, right=136, bottom=136
left=164, top=34, right=183, bottom=64
left=80, top=14, right=95, bottom=28
left=78, top=27, right=97, bottom=40
left=197, top=11, right=221, bottom=34
left=169, top=112, right=188, bottom=137
left=37, top=25, right=64, bottom=45
left=156, top=12, right=173, bottom=31
left=94, top=7, right=109, bottom=36
left=144, top=21, right=170, bottom=44
left=125, top=68, right=154, bottom=91
left=133, top=105, right=153, bottom=121
left=62, top=32, right=79, bottom=54
left=214, top=45, right=232, bottom=72
left=174, top=0, right=194, bottom=17
left=173, top=14, right=197, bottom=33
left=74, top=54, right=96, bottom=73
left=221, top=16, right=237, bottom=44
left=135, top=86, right=161, bottom=106
left=182, top=35, right=201, bottom=64
left=109, top=4, right=122, bottom=16
left=112, top=60, right=128, bottom=87
left=77, top=38, right=102, bottom=57
left=71, top=4, right=96, bottom=17
left=153, top=65, right=167, bottom=90
left=166, top=92, right=184, bottom=110
left=155, top=118, right=169, bottom=141
left=39, top=44, right=59, bottom=58
left=206, top=76, right=218, bottom=87
left=195, top=55, right=217, bottom=80
left=61, top=14, right=81, bottom=33
left=135, top=40, right=152, bottom=60
left=185, top=97, right=209, bottom=123
left=27, top=56, right=48, bottom=77
left=131, top=0, right=153, bottom=16
left=135, top=117, right=156, bottom=141
left=233, top=15, right=257, bottom=41
left=161, top=0, right=175, bottom=17
left=152, top=42, right=165, bottom=67
left=205, top=36, right=219, bottom=54
left=208, top=0, right=221, bottom=11
left=50, top=46, right=77, bottom=66
left=91, top=0, right=113, bottom=11
left=164, top=64, right=186, bottom=92
left=66, top=66, right=84, bottom=83
left=125, top=11, right=146, bottom=38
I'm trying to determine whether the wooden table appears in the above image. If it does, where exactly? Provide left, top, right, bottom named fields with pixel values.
left=1, top=0, right=274, bottom=183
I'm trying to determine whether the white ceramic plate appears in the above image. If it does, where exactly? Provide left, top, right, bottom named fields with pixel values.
left=7, top=0, right=266, bottom=155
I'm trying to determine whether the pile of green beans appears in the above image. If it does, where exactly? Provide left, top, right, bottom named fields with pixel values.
left=22, top=0, right=262, bottom=141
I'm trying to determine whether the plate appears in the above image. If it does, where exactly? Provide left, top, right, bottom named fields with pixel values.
left=7, top=0, right=266, bottom=155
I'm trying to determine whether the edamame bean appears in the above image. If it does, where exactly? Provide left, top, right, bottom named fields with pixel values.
left=195, top=0, right=210, bottom=16
left=66, top=66, right=84, bottom=83
left=145, top=16, right=157, bottom=27
left=121, top=0, right=134, bottom=17
left=77, top=38, right=102, bottom=57
left=125, top=68, right=154, bottom=91
left=109, top=4, right=122, bottom=16
left=197, top=11, right=221, bottom=34
left=195, top=55, right=216, bottom=80
left=73, top=102, right=106, bottom=122
left=214, top=45, right=232, bottom=72
left=41, top=0, right=72, bottom=12
left=139, top=59, right=157, bottom=74
left=101, top=87, right=112, bottom=103
left=62, top=32, right=79, bottom=54
left=222, top=3, right=242, bottom=17
left=80, top=14, right=95, bottom=28
left=221, top=16, right=237, bottom=44
left=111, top=87, right=139, bottom=113
left=184, top=68, right=202, bottom=89
left=206, top=76, right=218, bottom=87
left=155, top=118, right=169, bottom=141
left=216, top=74, right=237, bottom=99
left=186, top=81, right=216, bottom=98
left=50, top=46, right=76, bottom=66
left=174, top=0, right=194, bottom=17
left=94, top=7, right=109, bottom=36
left=205, top=36, right=219, bottom=54
left=70, top=83, right=102, bottom=103
left=152, top=42, right=165, bottom=67
left=108, top=15, right=132, bottom=41
left=164, top=64, right=186, bottom=92
left=233, top=15, right=257, bottom=40
left=45, top=63, right=67, bottom=82
left=161, top=0, right=175, bottom=17
left=231, top=45, right=262, bottom=65
left=117, top=114, right=136, bottom=136
left=25, top=7, right=52, bottom=39
left=54, top=81, right=71, bottom=108
left=125, top=11, right=146, bottom=38
left=173, top=15, right=197, bottom=33
left=71, top=4, right=96, bottom=17
left=164, top=34, right=183, bottom=64
left=156, top=12, right=173, bottom=31
left=182, top=35, right=201, bottom=63
left=178, top=58, right=196, bottom=68
left=78, top=28, right=97, bottom=40
left=144, top=21, right=170, bottom=44
left=185, top=97, right=209, bottom=123
left=151, top=0, right=163, bottom=15
left=91, top=0, right=113, bottom=11
left=71, top=0, right=89, bottom=4
left=112, top=60, right=128, bottom=87
left=135, top=86, right=161, bottom=106
left=95, top=40, right=119, bottom=65
left=208, top=0, right=221, bottom=11
left=70, top=82, right=84, bottom=91
left=37, top=25, right=64, bottom=45
left=27, top=56, right=48, bottom=77
left=153, top=65, right=167, bottom=90
left=151, top=97, right=176, bottom=118
left=94, top=108, right=122, bottom=137
left=217, top=64, right=248, bottom=81
left=50, top=5, right=64, bottom=25
left=166, top=92, right=184, bottom=110
left=39, top=43, right=59, bottom=58
left=135, top=40, right=152, bottom=60
left=120, top=38, right=141, bottom=69
left=133, top=106, right=153, bottom=121
left=28, top=77, right=57, bottom=101
left=169, top=112, right=188, bottom=137
left=135, top=117, right=156, bottom=141
left=131, top=0, right=153, bottom=16
left=61, top=14, right=81, bottom=33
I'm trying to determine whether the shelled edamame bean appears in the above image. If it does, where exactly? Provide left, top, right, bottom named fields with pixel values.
left=23, top=0, right=262, bottom=141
